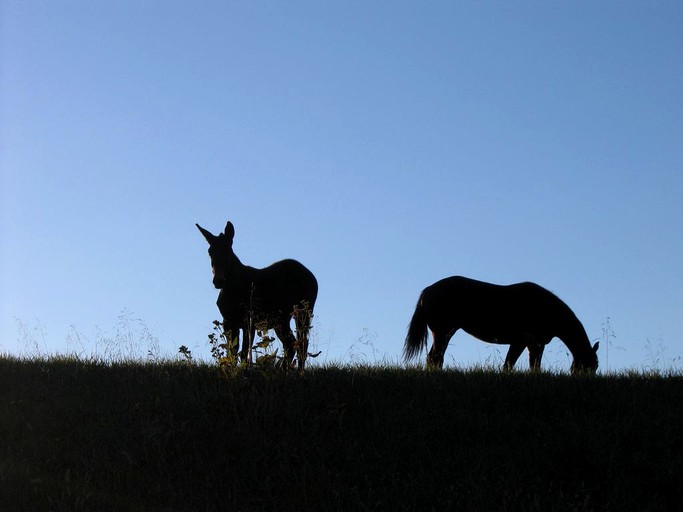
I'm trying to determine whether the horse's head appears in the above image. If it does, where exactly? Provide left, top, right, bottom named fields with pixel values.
left=570, top=341, right=600, bottom=374
left=196, top=221, right=237, bottom=289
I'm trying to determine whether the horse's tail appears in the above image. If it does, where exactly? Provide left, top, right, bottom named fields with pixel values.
left=404, top=293, right=429, bottom=361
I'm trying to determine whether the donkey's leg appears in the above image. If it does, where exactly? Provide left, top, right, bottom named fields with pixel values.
left=426, top=330, right=453, bottom=369
left=274, top=318, right=297, bottom=368
left=503, top=343, right=526, bottom=371
left=223, top=321, right=240, bottom=358
left=528, top=343, right=545, bottom=371
left=294, top=312, right=312, bottom=371
left=240, top=327, right=255, bottom=364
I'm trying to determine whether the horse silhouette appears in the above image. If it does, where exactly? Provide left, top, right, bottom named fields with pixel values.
left=404, top=276, right=599, bottom=372
left=197, top=221, right=318, bottom=370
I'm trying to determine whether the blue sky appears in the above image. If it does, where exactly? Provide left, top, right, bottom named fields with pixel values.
left=2, top=1, right=681, bottom=371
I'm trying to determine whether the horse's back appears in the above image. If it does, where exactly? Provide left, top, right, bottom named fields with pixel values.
left=423, top=276, right=503, bottom=303
left=425, top=276, right=555, bottom=304
left=420, top=276, right=566, bottom=326
left=420, top=276, right=500, bottom=328
left=507, top=281, right=570, bottom=314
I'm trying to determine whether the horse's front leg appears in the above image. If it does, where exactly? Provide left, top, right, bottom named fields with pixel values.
left=527, top=343, right=545, bottom=371
left=503, top=343, right=526, bottom=371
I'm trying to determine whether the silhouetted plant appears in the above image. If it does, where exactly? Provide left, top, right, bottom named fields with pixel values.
left=205, top=320, right=239, bottom=375
left=178, top=345, right=193, bottom=363
left=199, top=300, right=320, bottom=376
left=203, top=319, right=284, bottom=375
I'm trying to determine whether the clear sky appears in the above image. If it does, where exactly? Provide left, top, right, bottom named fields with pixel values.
left=2, top=1, right=682, bottom=371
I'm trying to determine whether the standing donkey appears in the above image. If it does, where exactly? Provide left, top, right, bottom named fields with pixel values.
left=197, top=221, right=318, bottom=370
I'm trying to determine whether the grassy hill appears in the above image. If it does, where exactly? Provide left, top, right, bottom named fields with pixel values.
left=1, top=356, right=682, bottom=511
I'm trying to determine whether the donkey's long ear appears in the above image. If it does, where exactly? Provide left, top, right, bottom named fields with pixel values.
left=592, top=341, right=600, bottom=353
left=224, top=221, right=235, bottom=242
left=196, top=224, right=216, bottom=244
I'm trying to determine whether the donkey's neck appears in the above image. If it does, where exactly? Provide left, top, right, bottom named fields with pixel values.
left=228, top=254, right=258, bottom=284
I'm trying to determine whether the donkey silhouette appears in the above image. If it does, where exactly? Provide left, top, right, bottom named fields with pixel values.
left=197, top=221, right=318, bottom=370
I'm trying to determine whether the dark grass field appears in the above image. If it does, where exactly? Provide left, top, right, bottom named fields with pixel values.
left=1, top=356, right=682, bottom=511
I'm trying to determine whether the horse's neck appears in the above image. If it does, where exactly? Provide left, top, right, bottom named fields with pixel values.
left=559, top=315, right=591, bottom=355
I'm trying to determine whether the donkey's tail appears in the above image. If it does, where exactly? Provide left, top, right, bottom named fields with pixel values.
left=404, top=294, right=429, bottom=361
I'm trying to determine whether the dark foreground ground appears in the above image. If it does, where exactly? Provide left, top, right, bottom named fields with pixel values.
left=1, top=356, right=682, bottom=511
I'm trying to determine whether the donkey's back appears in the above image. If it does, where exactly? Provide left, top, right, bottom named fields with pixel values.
left=250, top=258, right=318, bottom=315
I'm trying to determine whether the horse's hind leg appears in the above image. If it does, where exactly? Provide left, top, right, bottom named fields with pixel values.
left=503, top=343, right=526, bottom=371
left=426, top=330, right=453, bottom=369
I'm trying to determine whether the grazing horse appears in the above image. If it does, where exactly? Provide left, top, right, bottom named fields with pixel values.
left=197, top=221, right=318, bottom=370
left=404, top=276, right=599, bottom=373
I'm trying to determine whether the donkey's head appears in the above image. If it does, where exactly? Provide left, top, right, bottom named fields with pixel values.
left=196, top=221, right=237, bottom=289
left=570, top=341, right=600, bottom=374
